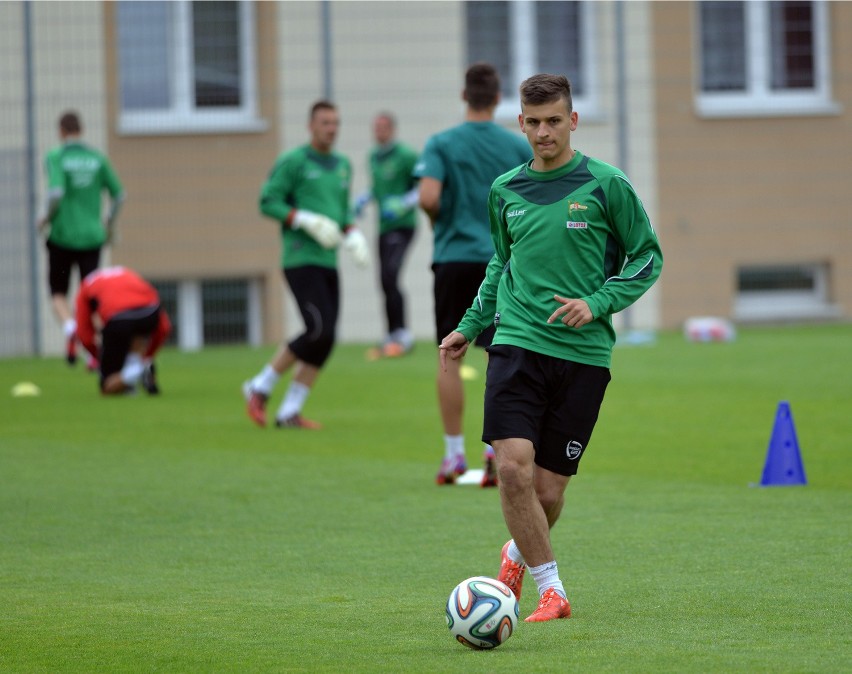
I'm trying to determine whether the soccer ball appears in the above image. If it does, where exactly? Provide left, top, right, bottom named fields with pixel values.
left=445, top=576, right=519, bottom=649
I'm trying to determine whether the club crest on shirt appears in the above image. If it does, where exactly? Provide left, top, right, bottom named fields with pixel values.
left=568, top=201, right=588, bottom=211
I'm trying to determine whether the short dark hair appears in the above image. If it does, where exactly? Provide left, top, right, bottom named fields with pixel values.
left=464, top=62, right=501, bottom=110
left=519, top=74, right=573, bottom=113
left=375, top=111, right=396, bottom=127
left=310, top=100, right=337, bottom=120
left=59, top=111, right=81, bottom=135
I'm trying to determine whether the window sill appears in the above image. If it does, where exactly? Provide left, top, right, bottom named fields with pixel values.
left=695, top=97, right=843, bottom=119
left=733, top=300, right=843, bottom=323
left=117, top=115, right=269, bottom=136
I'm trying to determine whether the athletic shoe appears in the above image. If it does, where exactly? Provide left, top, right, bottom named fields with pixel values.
left=86, top=355, right=99, bottom=372
left=141, top=362, right=159, bottom=395
left=453, top=454, right=467, bottom=476
left=435, top=457, right=458, bottom=485
left=242, top=381, right=268, bottom=427
left=382, top=342, right=406, bottom=358
left=66, top=336, right=77, bottom=365
left=524, top=588, right=572, bottom=623
left=481, top=451, right=498, bottom=488
left=498, top=541, right=526, bottom=601
left=274, top=414, right=322, bottom=430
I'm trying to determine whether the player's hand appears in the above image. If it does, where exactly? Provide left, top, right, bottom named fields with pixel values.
left=291, top=210, right=342, bottom=249
left=343, top=227, right=371, bottom=268
left=104, top=221, right=119, bottom=246
left=547, top=295, right=593, bottom=328
left=352, top=192, right=371, bottom=219
left=380, top=195, right=412, bottom=222
left=439, top=331, right=469, bottom=371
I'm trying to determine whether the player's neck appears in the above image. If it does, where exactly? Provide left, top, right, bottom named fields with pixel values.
left=532, top=148, right=576, bottom=173
left=466, top=107, right=495, bottom=122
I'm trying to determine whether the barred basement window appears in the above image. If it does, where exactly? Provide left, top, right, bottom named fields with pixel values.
left=734, top=263, right=839, bottom=321
left=202, top=278, right=248, bottom=345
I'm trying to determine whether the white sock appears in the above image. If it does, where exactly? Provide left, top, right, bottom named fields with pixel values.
left=484, top=443, right=495, bottom=459
left=529, top=560, right=567, bottom=600
left=252, top=364, right=279, bottom=396
left=63, top=318, right=77, bottom=338
left=507, top=540, right=525, bottom=566
left=444, top=434, right=464, bottom=461
left=276, top=381, right=310, bottom=420
left=391, top=328, right=413, bottom=350
left=120, top=353, right=144, bottom=387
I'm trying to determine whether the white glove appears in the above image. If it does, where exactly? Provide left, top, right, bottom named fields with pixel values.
left=291, top=210, right=342, bottom=249
left=343, top=228, right=371, bottom=269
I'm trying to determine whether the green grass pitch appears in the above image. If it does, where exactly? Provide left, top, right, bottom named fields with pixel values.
left=1, top=324, right=850, bottom=672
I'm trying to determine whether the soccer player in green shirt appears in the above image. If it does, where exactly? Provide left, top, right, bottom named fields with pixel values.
left=36, top=111, right=125, bottom=365
left=440, top=74, right=663, bottom=622
left=242, top=100, right=370, bottom=429
left=415, top=63, right=531, bottom=487
left=354, top=112, right=419, bottom=357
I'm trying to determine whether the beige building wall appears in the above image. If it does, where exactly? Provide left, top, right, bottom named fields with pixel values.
left=653, top=2, right=852, bottom=328
left=103, top=1, right=285, bottom=344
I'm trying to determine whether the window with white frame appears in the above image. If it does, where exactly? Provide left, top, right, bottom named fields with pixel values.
left=696, top=1, right=838, bottom=117
left=466, top=1, right=598, bottom=120
left=734, top=263, right=841, bottom=321
left=115, top=1, right=264, bottom=134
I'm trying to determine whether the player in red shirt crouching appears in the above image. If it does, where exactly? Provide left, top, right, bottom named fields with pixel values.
left=75, top=266, right=171, bottom=395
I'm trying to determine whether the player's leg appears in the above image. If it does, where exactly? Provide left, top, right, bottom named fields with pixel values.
left=433, top=263, right=470, bottom=483
left=273, top=266, right=338, bottom=429
left=524, top=358, right=611, bottom=622
left=242, top=268, right=306, bottom=427
left=99, top=322, right=133, bottom=395
left=100, top=308, right=159, bottom=395
left=379, top=228, right=415, bottom=355
left=141, top=307, right=170, bottom=395
left=46, top=242, right=77, bottom=364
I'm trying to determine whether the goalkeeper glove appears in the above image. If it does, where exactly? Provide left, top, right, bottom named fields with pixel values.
left=343, top=228, right=371, bottom=269
left=352, top=191, right=372, bottom=219
left=290, top=210, right=342, bottom=249
left=380, top=188, right=419, bottom=221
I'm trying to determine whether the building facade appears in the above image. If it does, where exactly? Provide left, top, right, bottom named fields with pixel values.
left=0, top=1, right=848, bottom=357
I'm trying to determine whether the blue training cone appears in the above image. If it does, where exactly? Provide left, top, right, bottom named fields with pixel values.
left=759, top=401, right=807, bottom=487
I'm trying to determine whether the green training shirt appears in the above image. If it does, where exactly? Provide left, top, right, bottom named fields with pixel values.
left=456, top=151, right=663, bottom=368
left=259, top=144, right=352, bottom=270
left=369, top=142, right=419, bottom=233
left=414, top=121, right=531, bottom=264
left=44, top=142, right=124, bottom=250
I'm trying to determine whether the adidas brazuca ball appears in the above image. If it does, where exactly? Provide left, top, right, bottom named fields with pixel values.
left=445, top=576, right=519, bottom=649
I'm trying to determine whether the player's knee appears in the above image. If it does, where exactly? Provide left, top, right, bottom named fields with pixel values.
left=495, top=455, right=532, bottom=493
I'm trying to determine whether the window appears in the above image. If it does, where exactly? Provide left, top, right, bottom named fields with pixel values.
left=116, top=1, right=264, bottom=134
left=734, top=263, right=841, bottom=321
left=697, top=1, right=838, bottom=117
left=466, top=1, right=598, bottom=119
left=202, top=279, right=249, bottom=345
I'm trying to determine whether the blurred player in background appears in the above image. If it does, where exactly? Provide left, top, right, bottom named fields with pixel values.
left=353, top=112, right=420, bottom=358
left=75, top=266, right=170, bottom=396
left=242, top=100, right=370, bottom=429
left=440, top=74, right=663, bottom=622
left=415, top=63, right=531, bottom=487
left=37, top=111, right=125, bottom=366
